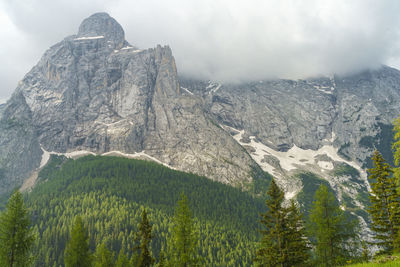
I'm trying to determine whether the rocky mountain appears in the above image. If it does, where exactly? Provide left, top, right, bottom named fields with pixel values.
left=1, top=12, right=400, bottom=221
left=181, top=69, right=400, bottom=201
left=0, top=13, right=258, bottom=195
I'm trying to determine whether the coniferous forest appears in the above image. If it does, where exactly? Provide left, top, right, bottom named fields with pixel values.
left=1, top=117, right=400, bottom=266
left=27, top=155, right=266, bottom=266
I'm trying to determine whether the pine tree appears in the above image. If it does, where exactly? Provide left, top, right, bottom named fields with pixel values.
left=64, top=216, right=92, bottom=267
left=255, top=179, right=287, bottom=266
left=136, top=209, right=155, bottom=267
left=308, top=184, right=358, bottom=266
left=285, top=200, right=311, bottom=266
left=0, top=190, right=35, bottom=267
left=367, top=150, right=400, bottom=253
left=393, top=116, right=400, bottom=180
left=255, top=179, right=310, bottom=267
left=93, top=243, right=114, bottom=267
left=167, top=193, right=199, bottom=266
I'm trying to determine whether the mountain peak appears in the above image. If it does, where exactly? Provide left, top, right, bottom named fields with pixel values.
left=77, top=12, right=125, bottom=48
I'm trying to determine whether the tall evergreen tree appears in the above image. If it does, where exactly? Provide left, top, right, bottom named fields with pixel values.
left=0, top=190, right=35, bottom=267
left=285, top=200, right=311, bottom=266
left=167, top=193, right=199, bottom=267
left=255, top=179, right=310, bottom=267
left=393, top=116, right=400, bottom=180
left=64, top=216, right=92, bottom=267
left=308, top=184, right=358, bottom=266
left=136, top=209, right=155, bottom=267
left=255, top=179, right=287, bottom=266
left=367, top=150, right=400, bottom=253
left=94, top=243, right=115, bottom=267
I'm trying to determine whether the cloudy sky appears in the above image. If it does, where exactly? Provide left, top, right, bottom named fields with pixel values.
left=0, top=0, right=400, bottom=103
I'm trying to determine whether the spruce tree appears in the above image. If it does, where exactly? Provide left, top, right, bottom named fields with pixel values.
left=167, top=193, right=199, bottom=266
left=308, top=184, right=358, bottom=266
left=255, top=179, right=287, bottom=266
left=367, top=150, right=400, bottom=253
left=64, top=216, right=92, bottom=267
left=285, top=200, right=311, bottom=266
left=255, top=179, right=310, bottom=267
left=94, top=243, right=115, bottom=267
left=0, top=190, right=35, bottom=267
left=393, top=116, right=400, bottom=180
left=136, top=209, right=155, bottom=267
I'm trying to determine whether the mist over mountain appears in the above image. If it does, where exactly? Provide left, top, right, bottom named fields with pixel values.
left=1, top=0, right=400, bottom=101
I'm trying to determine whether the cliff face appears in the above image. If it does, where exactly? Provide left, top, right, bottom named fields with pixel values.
left=1, top=12, right=400, bottom=214
left=0, top=13, right=256, bottom=194
left=181, top=67, right=400, bottom=209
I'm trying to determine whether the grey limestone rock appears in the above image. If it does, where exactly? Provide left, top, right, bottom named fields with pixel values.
left=77, top=12, right=126, bottom=49
left=0, top=13, right=256, bottom=194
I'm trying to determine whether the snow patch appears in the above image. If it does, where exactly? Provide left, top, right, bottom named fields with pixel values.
left=223, top=127, right=278, bottom=176
left=206, top=82, right=222, bottom=95
left=95, top=119, right=133, bottom=135
left=317, top=161, right=334, bottom=170
left=210, top=84, right=222, bottom=94
left=330, top=132, right=336, bottom=142
left=39, top=147, right=96, bottom=159
left=95, top=119, right=128, bottom=127
left=101, top=151, right=176, bottom=169
left=313, top=85, right=333, bottom=94
left=74, top=35, right=104, bottom=41
left=224, top=125, right=368, bottom=188
left=39, top=147, right=174, bottom=169
left=114, top=47, right=142, bottom=53
left=64, top=151, right=96, bottom=158
left=180, top=87, right=194, bottom=95
left=285, top=191, right=296, bottom=200
left=39, top=147, right=51, bottom=168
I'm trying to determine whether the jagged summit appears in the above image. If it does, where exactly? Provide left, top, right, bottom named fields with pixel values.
left=0, top=11, right=256, bottom=195
left=77, top=12, right=125, bottom=48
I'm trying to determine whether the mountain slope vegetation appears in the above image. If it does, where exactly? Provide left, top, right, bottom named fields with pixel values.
left=27, top=155, right=269, bottom=266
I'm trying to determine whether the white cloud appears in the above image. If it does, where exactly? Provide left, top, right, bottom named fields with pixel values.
left=1, top=0, right=400, bottom=99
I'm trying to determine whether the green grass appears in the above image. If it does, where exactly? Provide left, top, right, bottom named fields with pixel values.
left=347, top=254, right=400, bottom=266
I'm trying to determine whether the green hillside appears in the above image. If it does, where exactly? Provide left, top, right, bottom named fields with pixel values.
left=26, top=155, right=269, bottom=266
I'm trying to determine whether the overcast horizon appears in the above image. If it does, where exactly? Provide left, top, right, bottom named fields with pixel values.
left=1, top=0, right=400, bottom=103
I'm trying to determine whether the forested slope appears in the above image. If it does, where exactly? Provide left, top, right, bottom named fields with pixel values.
left=27, top=155, right=268, bottom=266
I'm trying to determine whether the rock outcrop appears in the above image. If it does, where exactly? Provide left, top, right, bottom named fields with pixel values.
left=0, top=13, right=257, bottom=194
